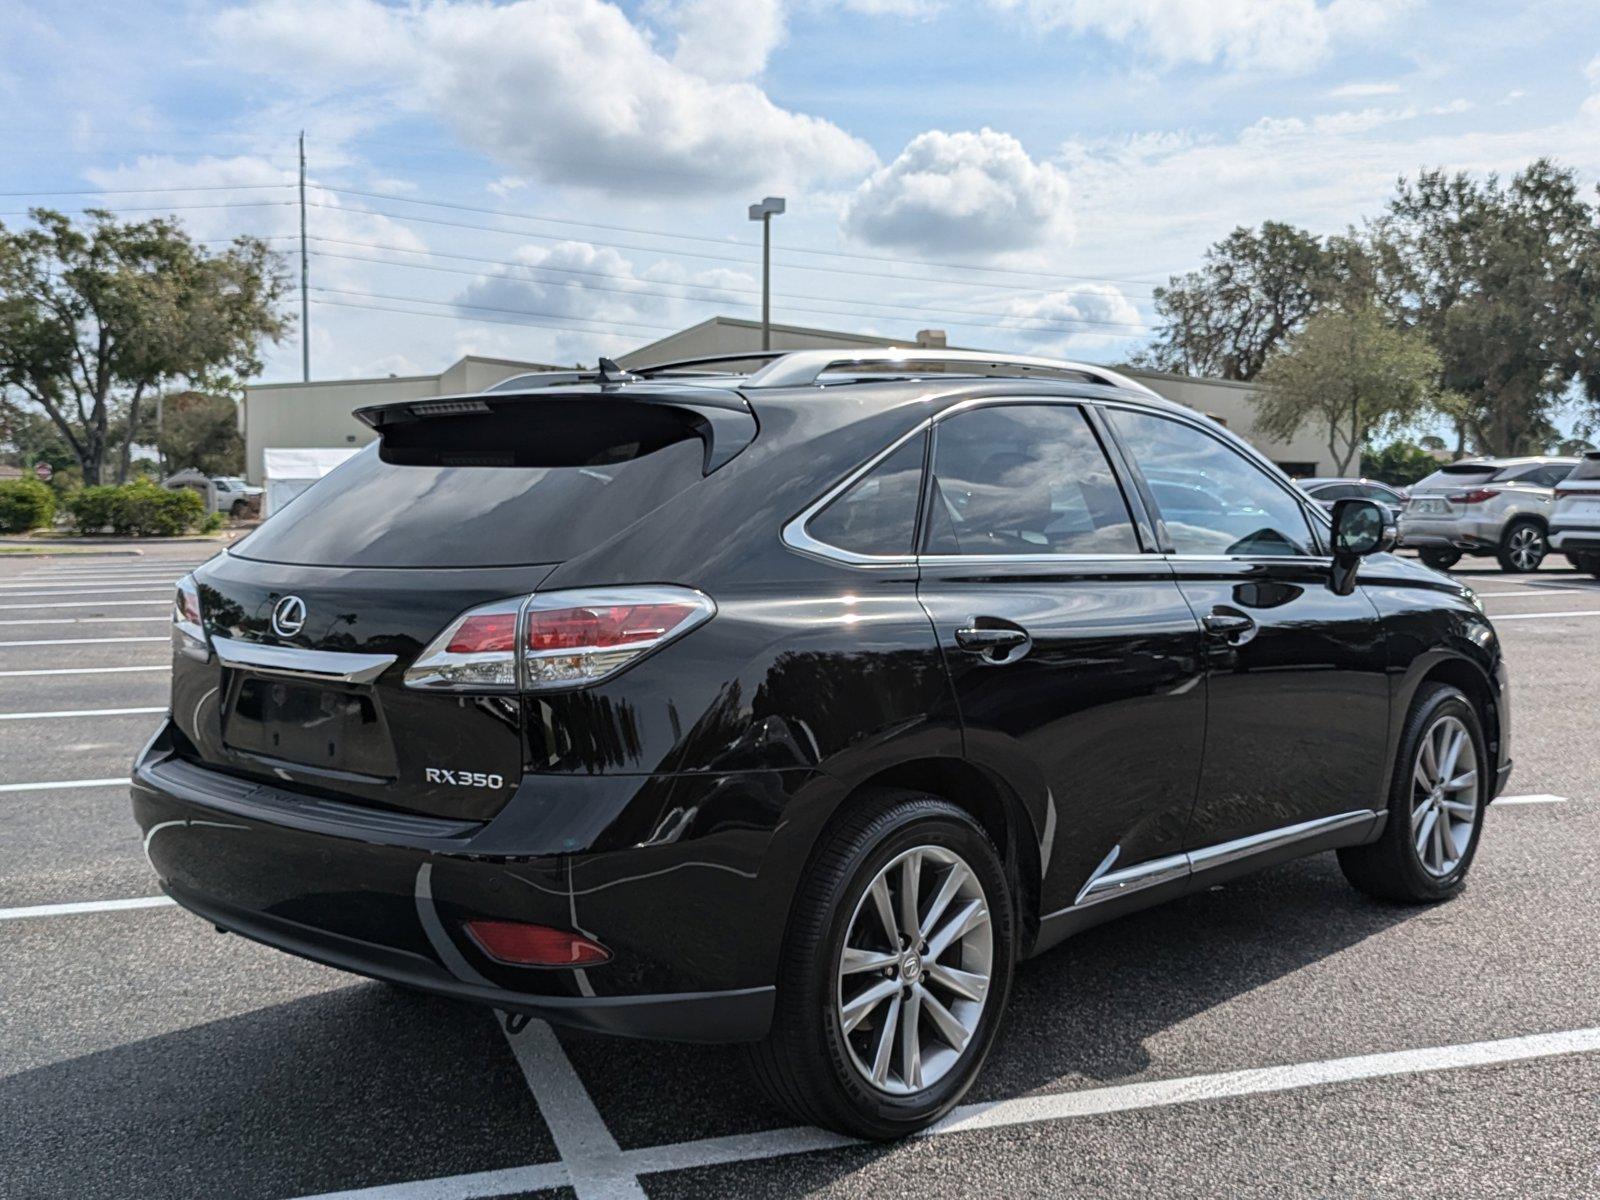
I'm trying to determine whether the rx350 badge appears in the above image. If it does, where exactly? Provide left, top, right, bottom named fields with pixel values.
left=424, top=768, right=506, bottom=789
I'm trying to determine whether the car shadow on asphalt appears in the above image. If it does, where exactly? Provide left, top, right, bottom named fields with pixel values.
left=554, top=851, right=1418, bottom=1152
left=0, top=856, right=1419, bottom=1199
left=0, top=985, right=558, bottom=1200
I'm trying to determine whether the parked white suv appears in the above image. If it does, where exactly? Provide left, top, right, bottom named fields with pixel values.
left=1400, top=456, right=1578, bottom=572
left=1550, top=451, right=1600, bottom=578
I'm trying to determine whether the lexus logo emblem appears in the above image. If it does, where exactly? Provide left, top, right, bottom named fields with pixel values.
left=271, top=595, right=307, bottom=639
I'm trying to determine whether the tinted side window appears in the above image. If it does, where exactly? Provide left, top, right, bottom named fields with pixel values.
left=1109, top=409, right=1316, bottom=558
left=923, top=405, right=1138, bottom=556
left=805, top=432, right=926, bottom=556
left=1314, top=484, right=1360, bottom=501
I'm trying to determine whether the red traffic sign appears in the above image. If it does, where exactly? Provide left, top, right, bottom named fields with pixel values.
left=33, top=462, right=52, bottom=482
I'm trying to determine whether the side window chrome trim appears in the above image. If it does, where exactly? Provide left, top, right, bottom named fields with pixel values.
left=780, top=422, right=928, bottom=568
left=783, top=394, right=1162, bottom=569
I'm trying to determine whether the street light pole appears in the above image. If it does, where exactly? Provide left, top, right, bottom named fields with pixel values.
left=747, top=197, right=786, bottom=350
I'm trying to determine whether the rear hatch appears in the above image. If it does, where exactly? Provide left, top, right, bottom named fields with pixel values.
left=1555, top=453, right=1600, bottom=523
left=178, top=387, right=753, bottom=821
left=1405, top=462, right=1499, bottom=519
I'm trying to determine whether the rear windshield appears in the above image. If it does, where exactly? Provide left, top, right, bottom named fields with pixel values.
left=1565, top=455, right=1600, bottom=482
left=1413, top=463, right=1496, bottom=492
left=235, top=440, right=706, bottom=568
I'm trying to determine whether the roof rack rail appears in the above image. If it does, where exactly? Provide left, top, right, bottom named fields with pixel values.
left=630, top=351, right=788, bottom=378
left=740, top=348, right=1159, bottom=395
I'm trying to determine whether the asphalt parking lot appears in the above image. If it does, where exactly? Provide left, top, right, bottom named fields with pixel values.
left=3, top=544, right=1598, bottom=1199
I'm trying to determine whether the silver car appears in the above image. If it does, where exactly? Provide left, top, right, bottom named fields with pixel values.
left=1297, top=477, right=1409, bottom=522
left=1549, top=451, right=1600, bottom=577
left=1400, top=456, right=1578, bottom=572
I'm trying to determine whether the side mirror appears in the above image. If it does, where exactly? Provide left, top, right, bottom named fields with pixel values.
left=1328, top=498, right=1398, bottom=595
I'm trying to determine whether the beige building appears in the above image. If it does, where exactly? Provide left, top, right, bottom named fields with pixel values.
left=241, top=317, right=1331, bottom=481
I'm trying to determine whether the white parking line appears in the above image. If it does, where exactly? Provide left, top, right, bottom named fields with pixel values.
left=1474, top=588, right=1591, bottom=598
left=0, top=706, right=166, bottom=720
left=1492, top=609, right=1600, bottom=622
left=0, top=895, right=174, bottom=920
left=0, top=588, right=171, bottom=599
left=0, top=600, right=167, bottom=610
left=0, top=617, right=170, bottom=626
left=1495, top=794, right=1569, bottom=806
left=0, top=776, right=130, bottom=793
left=289, top=1025, right=1600, bottom=1200
left=0, top=636, right=168, bottom=647
left=503, top=1019, right=646, bottom=1200
left=0, top=665, right=168, bottom=677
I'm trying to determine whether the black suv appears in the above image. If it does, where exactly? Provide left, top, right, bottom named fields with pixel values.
left=132, top=349, right=1512, bottom=1138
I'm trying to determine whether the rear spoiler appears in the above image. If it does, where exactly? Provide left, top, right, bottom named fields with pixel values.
left=352, top=383, right=757, bottom=474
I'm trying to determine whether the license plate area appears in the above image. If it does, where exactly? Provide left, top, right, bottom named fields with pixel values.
left=1412, top=498, right=1450, bottom=516
left=223, top=676, right=397, bottom=780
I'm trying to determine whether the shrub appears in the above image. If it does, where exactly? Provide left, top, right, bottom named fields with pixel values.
left=0, top=478, right=58, bottom=533
left=200, top=511, right=226, bottom=534
left=65, top=479, right=206, bottom=537
left=64, top=486, right=121, bottom=533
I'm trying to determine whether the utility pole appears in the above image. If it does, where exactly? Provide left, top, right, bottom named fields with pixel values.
left=299, top=130, right=310, bottom=382
left=747, top=197, right=786, bottom=350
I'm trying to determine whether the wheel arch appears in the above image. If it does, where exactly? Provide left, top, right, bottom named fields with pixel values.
left=1402, top=655, right=1504, bottom=798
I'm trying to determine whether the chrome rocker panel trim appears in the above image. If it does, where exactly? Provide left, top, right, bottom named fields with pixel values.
left=1035, top=809, right=1384, bottom=955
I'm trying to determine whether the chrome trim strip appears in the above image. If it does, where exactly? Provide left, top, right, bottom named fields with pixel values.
left=781, top=394, right=1165, bottom=569
left=1074, top=852, right=1189, bottom=907
left=1048, top=808, right=1381, bottom=921
left=1187, top=809, right=1377, bottom=873
left=212, top=636, right=397, bottom=685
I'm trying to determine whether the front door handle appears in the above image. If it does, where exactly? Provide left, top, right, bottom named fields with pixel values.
left=1202, top=608, right=1257, bottom=645
left=955, top=621, right=1032, bottom=663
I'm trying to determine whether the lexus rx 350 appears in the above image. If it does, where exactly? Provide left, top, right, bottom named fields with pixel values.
left=132, top=349, right=1513, bottom=1138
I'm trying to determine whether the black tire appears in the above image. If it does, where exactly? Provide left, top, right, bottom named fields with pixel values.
left=746, top=789, right=1014, bottom=1139
left=1417, top=548, right=1461, bottom=570
left=1496, top=518, right=1547, bottom=572
left=1338, top=684, right=1488, bottom=903
left=1575, top=552, right=1600, bottom=580
left=230, top=499, right=249, bottom=518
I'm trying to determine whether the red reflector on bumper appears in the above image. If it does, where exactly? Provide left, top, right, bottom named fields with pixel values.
left=464, top=920, right=611, bottom=966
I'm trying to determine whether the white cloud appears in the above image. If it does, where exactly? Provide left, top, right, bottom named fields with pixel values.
left=1000, top=283, right=1145, bottom=352
left=988, top=0, right=1410, bottom=71
left=212, top=0, right=875, bottom=196
left=1329, top=81, right=1402, bottom=98
left=665, top=0, right=786, bottom=82
left=451, top=240, right=758, bottom=360
left=842, top=128, right=1073, bottom=256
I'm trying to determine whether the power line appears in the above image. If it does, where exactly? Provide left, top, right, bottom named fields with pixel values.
left=309, top=290, right=681, bottom=336
left=0, top=184, right=293, bottom=197
left=305, top=200, right=1155, bottom=300
left=318, top=185, right=1163, bottom=292
left=307, top=246, right=1148, bottom=334
left=0, top=202, right=294, bottom=218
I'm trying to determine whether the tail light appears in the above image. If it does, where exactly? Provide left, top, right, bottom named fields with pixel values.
left=405, top=586, right=714, bottom=693
left=1446, top=488, right=1499, bottom=504
left=172, top=576, right=210, bottom=663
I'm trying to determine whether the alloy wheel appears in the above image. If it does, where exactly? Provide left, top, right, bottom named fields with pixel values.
left=1410, top=714, right=1480, bottom=878
left=835, top=845, right=993, bottom=1096
left=1507, top=525, right=1546, bottom=570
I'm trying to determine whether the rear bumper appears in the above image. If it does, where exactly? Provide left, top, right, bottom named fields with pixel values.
left=131, top=721, right=796, bottom=1042
left=1398, top=527, right=1500, bottom=553
left=1549, top=527, right=1600, bottom=554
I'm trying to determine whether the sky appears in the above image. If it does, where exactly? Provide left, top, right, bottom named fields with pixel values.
left=2, top=0, right=1599, bottom=384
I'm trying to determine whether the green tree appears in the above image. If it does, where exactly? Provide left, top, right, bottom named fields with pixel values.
left=0, top=209, right=288, bottom=485
left=158, top=390, right=245, bottom=476
left=1137, top=222, right=1376, bottom=380
left=1254, top=306, right=1440, bottom=475
left=1372, top=160, right=1600, bottom=456
left=1361, top=440, right=1442, bottom=487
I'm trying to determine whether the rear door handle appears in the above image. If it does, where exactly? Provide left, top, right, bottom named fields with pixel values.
left=955, top=621, right=1032, bottom=663
left=1201, top=609, right=1257, bottom=645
